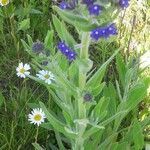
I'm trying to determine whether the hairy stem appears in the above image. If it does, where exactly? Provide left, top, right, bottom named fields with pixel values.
left=75, top=32, right=90, bottom=150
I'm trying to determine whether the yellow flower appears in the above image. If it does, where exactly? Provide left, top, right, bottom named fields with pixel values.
left=0, top=0, right=9, bottom=6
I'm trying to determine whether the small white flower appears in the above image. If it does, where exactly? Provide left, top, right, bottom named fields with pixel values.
left=16, top=62, right=31, bottom=78
left=0, top=0, right=9, bottom=6
left=36, top=70, right=55, bottom=84
left=28, top=108, right=46, bottom=126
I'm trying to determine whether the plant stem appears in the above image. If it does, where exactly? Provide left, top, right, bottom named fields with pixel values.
left=78, top=32, right=90, bottom=119
left=35, top=127, right=39, bottom=143
left=75, top=32, right=90, bottom=150
left=80, top=30, right=90, bottom=91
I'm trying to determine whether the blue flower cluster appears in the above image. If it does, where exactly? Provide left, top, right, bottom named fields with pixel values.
left=82, top=0, right=95, bottom=6
left=59, top=0, right=78, bottom=10
left=119, top=0, right=129, bottom=8
left=82, top=0, right=102, bottom=16
left=57, top=41, right=77, bottom=61
left=91, top=23, right=117, bottom=41
left=59, top=0, right=102, bottom=16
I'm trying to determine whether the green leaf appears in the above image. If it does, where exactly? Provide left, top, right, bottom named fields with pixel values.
left=54, top=130, right=66, bottom=150
left=91, top=82, right=105, bottom=97
left=86, top=48, right=120, bottom=88
left=104, top=83, right=117, bottom=116
left=83, top=110, right=126, bottom=139
left=132, top=120, right=144, bottom=149
left=44, top=30, right=54, bottom=50
left=27, top=34, right=33, bottom=47
left=68, top=62, right=79, bottom=86
left=114, top=80, right=147, bottom=131
left=116, top=54, right=126, bottom=88
left=52, top=15, right=76, bottom=46
left=92, top=97, right=109, bottom=121
left=30, top=9, right=43, bottom=15
left=97, top=133, right=118, bottom=150
left=53, top=6, right=97, bottom=31
left=39, top=102, right=76, bottom=139
left=41, top=123, right=53, bottom=130
left=32, top=142, right=44, bottom=150
left=21, top=39, right=31, bottom=52
left=18, top=18, right=30, bottom=31
left=126, top=80, right=147, bottom=110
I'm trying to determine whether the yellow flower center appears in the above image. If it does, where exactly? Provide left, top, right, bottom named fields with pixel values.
left=20, top=68, right=25, bottom=74
left=44, top=74, right=50, bottom=79
left=34, top=114, right=42, bottom=121
left=1, top=0, right=9, bottom=5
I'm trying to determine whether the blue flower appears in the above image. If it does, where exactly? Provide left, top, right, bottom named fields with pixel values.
left=106, top=24, right=118, bottom=36
left=59, top=1, right=69, bottom=10
left=57, top=41, right=77, bottom=61
left=88, top=4, right=102, bottom=16
left=82, top=0, right=95, bottom=6
left=90, top=23, right=117, bottom=41
left=99, top=27, right=109, bottom=38
left=67, top=51, right=77, bottom=61
left=57, top=41, right=68, bottom=53
left=90, top=28, right=101, bottom=41
left=119, top=0, right=129, bottom=8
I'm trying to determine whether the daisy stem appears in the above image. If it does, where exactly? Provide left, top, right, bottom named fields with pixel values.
left=35, top=127, right=39, bottom=143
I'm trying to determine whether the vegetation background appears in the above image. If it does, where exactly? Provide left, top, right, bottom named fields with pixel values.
left=0, top=0, right=149, bottom=149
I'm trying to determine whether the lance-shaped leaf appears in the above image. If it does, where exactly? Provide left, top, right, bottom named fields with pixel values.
left=116, top=54, right=126, bottom=88
left=114, top=80, right=148, bottom=131
left=32, top=143, right=44, bottom=150
left=27, top=34, right=33, bottom=47
left=83, top=110, right=127, bottom=139
left=52, top=15, right=76, bottom=46
left=86, top=48, right=120, bottom=88
left=53, top=6, right=97, bottom=31
left=91, top=97, right=109, bottom=122
left=44, top=30, right=54, bottom=54
left=40, top=102, right=76, bottom=139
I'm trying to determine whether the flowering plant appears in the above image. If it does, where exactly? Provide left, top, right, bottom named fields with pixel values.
left=20, top=0, right=150, bottom=149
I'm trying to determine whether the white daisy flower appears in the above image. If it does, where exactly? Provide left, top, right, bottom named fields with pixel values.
left=36, top=70, right=55, bottom=85
left=16, top=62, right=31, bottom=78
left=28, top=108, right=46, bottom=126
left=0, top=0, right=9, bottom=6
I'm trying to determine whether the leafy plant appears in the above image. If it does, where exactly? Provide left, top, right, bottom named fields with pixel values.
left=20, top=1, right=150, bottom=149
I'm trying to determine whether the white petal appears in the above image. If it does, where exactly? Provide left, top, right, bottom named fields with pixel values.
left=24, top=64, right=31, bottom=70
left=24, top=71, right=30, bottom=76
left=18, top=62, right=23, bottom=69
left=45, top=79, right=51, bottom=85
